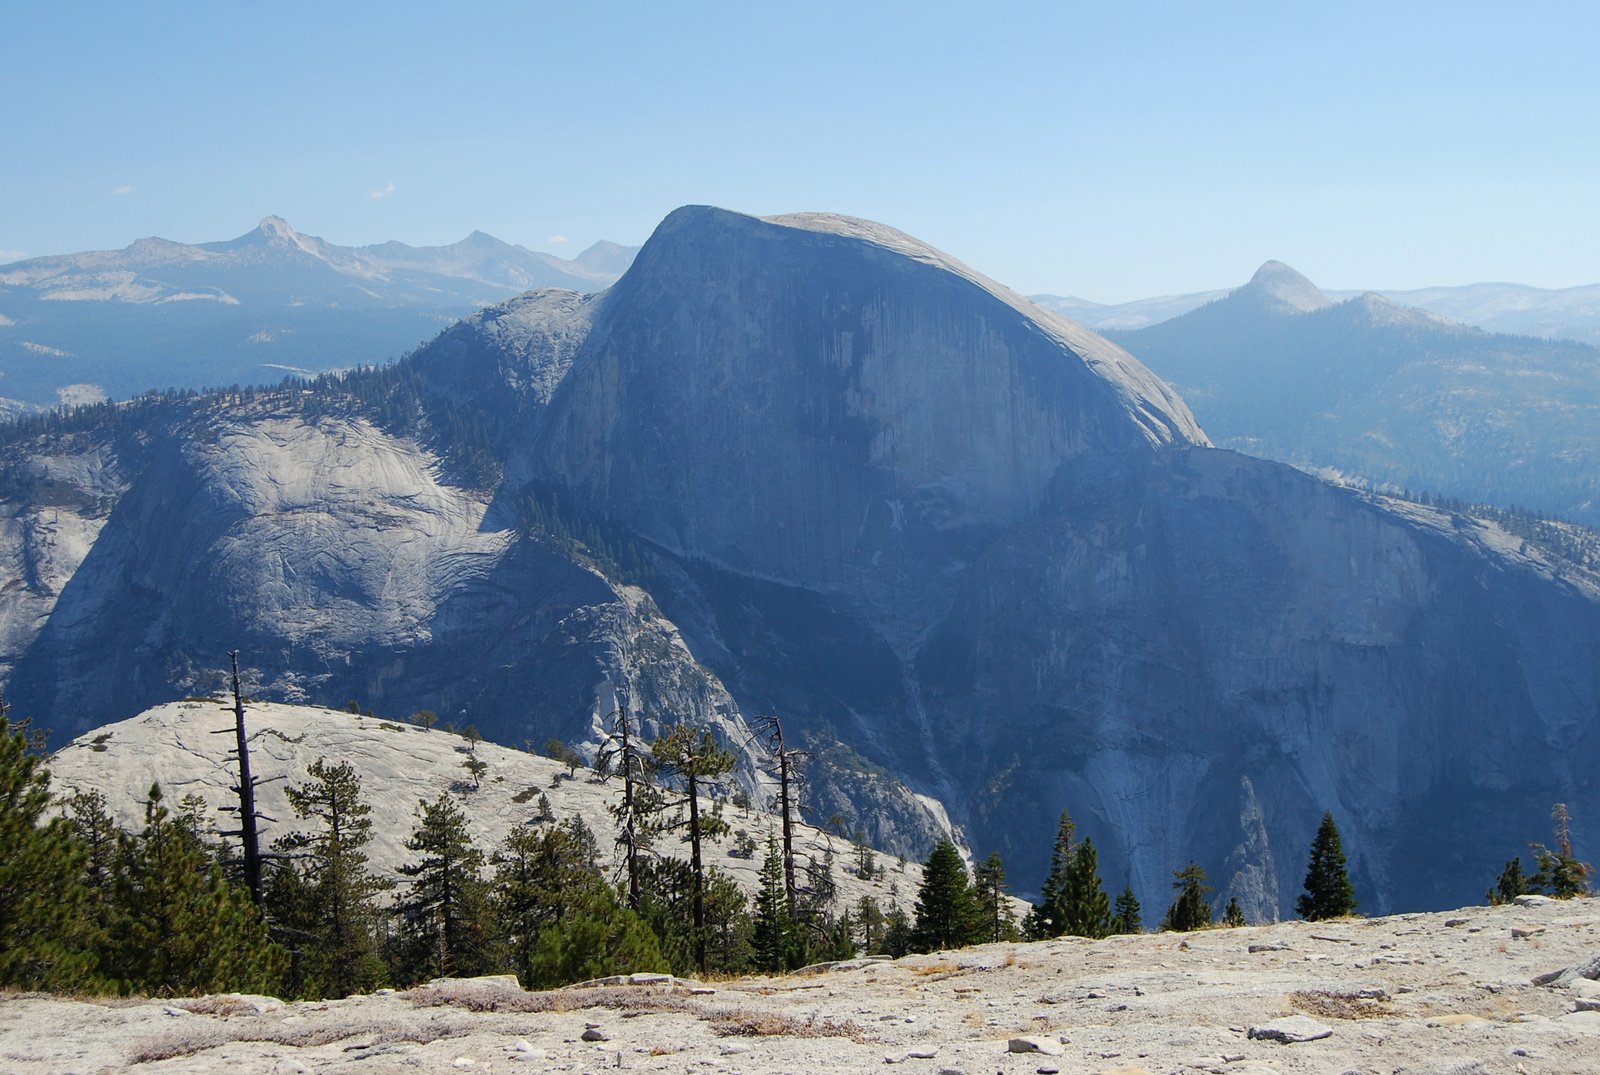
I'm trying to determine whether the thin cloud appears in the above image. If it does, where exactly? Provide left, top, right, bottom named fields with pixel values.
left=547, top=235, right=568, bottom=244
left=112, top=185, right=134, bottom=195
left=0, top=249, right=27, bottom=263
left=364, top=182, right=396, bottom=200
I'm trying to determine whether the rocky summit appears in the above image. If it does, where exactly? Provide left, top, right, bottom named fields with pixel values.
left=1, top=206, right=1598, bottom=916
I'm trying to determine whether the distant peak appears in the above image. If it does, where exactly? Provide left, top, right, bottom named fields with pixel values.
left=1237, top=260, right=1332, bottom=314
left=257, top=215, right=299, bottom=241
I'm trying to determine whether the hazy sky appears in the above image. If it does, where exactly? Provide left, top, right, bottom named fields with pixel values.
left=3, top=2, right=1597, bottom=301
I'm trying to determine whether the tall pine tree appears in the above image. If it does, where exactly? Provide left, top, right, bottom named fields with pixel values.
left=107, top=783, right=285, bottom=995
left=393, top=793, right=489, bottom=982
left=752, top=837, right=798, bottom=972
left=0, top=713, right=95, bottom=990
left=1060, top=836, right=1112, bottom=939
left=270, top=757, right=392, bottom=997
left=910, top=838, right=977, bottom=952
left=1025, top=810, right=1076, bottom=939
left=1111, top=886, right=1142, bottom=934
left=972, top=851, right=1018, bottom=943
left=1295, top=812, right=1357, bottom=921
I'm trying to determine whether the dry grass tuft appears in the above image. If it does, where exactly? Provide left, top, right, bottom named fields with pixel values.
left=172, top=995, right=255, bottom=1018
left=404, top=982, right=702, bottom=1016
left=128, top=1016, right=473, bottom=1063
left=709, top=1009, right=869, bottom=1041
left=912, top=961, right=959, bottom=976
left=1288, top=990, right=1391, bottom=1020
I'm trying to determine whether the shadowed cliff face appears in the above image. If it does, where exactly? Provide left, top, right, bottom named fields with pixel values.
left=2, top=205, right=1598, bottom=915
left=916, top=448, right=1600, bottom=913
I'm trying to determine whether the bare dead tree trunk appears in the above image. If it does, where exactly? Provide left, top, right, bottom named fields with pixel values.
left=229, top=651, right=264, bottom=907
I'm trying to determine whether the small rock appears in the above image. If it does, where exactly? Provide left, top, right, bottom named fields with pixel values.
left=1514, top=894, right=1558, bottom=907
left=1574, top=979, right=1600, bottom=999
left=1247, top=943, right=1290, bottom=953
left=1247, top=1015, right=1334, bottom=1043
left=690, top=986, right=716, bottom=995
left=1444, top=918, right=1470, bottom=927
left=1575, top=997, right=1600, bottom=1012
left=938, top=1069, right=965, bottom=1075
left=581, top=1028, right=609, bottom=1042
left=907, top=1047, right=939, bottom=1059
left=452, top=1059, right=475, bottom=1069
left=1008, top=1036, right=1065, bottom=1056
left=1036, top=1068, right=1059, bottom=1075
left=629, top=971, right=673, bottom=984
left=719, top=1043, right=752, bottom=1055
left=1511, top=926, right=1546, bottom=938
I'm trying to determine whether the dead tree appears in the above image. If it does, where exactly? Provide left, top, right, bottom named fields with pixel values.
left=599, top=701, right=649, bottom=911
left=754, top=715, right=811, bottom=918
left=213, top=652, right=268, bottom=906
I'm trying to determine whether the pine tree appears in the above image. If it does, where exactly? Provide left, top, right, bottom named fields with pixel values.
left=1060, top=836, right=1112, bottom=939
left=752, top=837, right=796, bottom=972
left=651, top=724, right=737, bottom=976
left=0, top=712, right=96, bottom=990
left=882, top=904, right=912, bottom=958
left=1295, top=812, right=1358, bottom=921
left=1111, top=886, right=1142, bottom=934
left=526, top=888, right=668, bottom=988
left=910, top=838, right=978, bottom=952
left=972, top=851, right=1018, bottom=943
left=1221, top=896, right=1247, bottom=928
left=854, top=895, right=887, bottom=954
left=271, top=758, right=392, bottom=997
left=1529, top=803, right=1596, bottom=899
left=1487, top=857, right=1533, bottom=905
left=393, top=793, right=489, bottom=982
left=107, top=783, right=285, bottom=995
left=1025, top=810, right=1076, bottom=939
left=490, top=816, right=606, bottom=983
left=1160, top=863, right=1213, bottom=932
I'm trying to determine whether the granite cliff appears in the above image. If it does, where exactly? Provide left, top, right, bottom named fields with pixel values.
left=2, top=207, right=1597, bottom=917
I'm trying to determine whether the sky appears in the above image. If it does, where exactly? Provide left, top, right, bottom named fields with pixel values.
left=2, top=1, right=1598, bottom=302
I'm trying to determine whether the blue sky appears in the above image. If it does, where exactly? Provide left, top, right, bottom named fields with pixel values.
left=2, top=1, right=1597, bottom=300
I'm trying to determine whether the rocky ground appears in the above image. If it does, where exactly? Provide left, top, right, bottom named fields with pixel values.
left=5, top=896, right=1598, bottom=1075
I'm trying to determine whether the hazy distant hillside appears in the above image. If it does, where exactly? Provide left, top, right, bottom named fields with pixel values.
left=1107, top=262, right=1600, bottom=526
left=0, top=217, right=638, bottom=407
left=1035, top=279, right=1600, bottom=346
left=1327, top=281, right=1600, bottom=347
left=1029, top=289, right=1228, bottom=331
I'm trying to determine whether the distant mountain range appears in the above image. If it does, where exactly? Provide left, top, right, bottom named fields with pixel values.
left=1034, top=279, right=1600, bottom=345
left=0, top=218, right=638, bottom=407
left=1103, top=261, right=1600, bottom=526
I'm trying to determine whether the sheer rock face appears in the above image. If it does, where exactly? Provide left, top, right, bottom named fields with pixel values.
left=2, top=205, right=1599, bottom=913
left=531, top=207, right=1204, bottom=644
